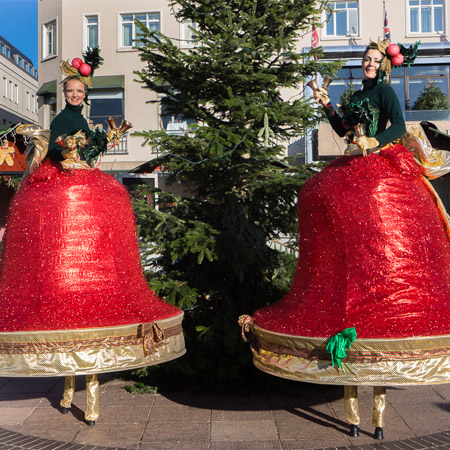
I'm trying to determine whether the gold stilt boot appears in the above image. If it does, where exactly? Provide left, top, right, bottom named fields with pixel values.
left=344, top=385, right=360, bottom=437
left=60, top=376, right=75, bottom=413
left=85, top=374, right=99, bottom=426
left=373, top=386, right=386, bottom=440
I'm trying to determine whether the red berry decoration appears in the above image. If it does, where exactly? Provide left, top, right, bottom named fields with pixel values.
left=391, top=53, right=404, bottom=66
left=78, top=63, right=92, bottom=76
left=71, top=58, right=83, bottom=69
left=387, top=44, right=400, bottom=57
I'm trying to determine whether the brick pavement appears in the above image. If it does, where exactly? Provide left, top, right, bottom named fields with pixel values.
left=1, top=375, right=450, bottom=449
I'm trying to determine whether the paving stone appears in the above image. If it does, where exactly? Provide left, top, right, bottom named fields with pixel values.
left=211, top=441, right=281, bottom=449
left=73, top=424, right=144, bottom=446
left=141, top=421, right=210, bottom=444
left=211, top=419, right=278, bottom=442
left=0, top=406, right=36, bottom=425
left=148, top=404, right=211, bottom=422
left=212, top=408, right=273, bottom=421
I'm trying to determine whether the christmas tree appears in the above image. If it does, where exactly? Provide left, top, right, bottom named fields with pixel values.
left=133, top=0, right=339, bottom=385
left=413, top=82, right=449, bottom=110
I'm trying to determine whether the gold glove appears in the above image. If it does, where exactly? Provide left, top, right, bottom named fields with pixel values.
left=62, top=148, right=80, bottom=160
left=313, top=87, right=330, bottom=105
left=344, top=144, right=363, bottom=156
left=357, top=135, right=379, bottom=150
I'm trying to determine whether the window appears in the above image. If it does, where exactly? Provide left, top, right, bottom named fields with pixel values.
left=408, top=0, right=444, bottom=34
left=32, top=95, right=36, bottom=113
left=26, top=91, right=30, bottom=110
left=43, top=20, right=57, bottom=58
left=17, top=56, right=22, bottom=67
left=5, top=47, right=10, bottom=58
left=84, top=15, right=99, bottom=49
left=327, top=68, right=363, bottom=106
left=325, top=1, right=359, bottom=37
left=180, top=19, right=198, bottom=48
left=88, top=89, right=128, bottom=153
left=8, top=81, right=12, bottom=101
left=120, top=12, right=160, bottom=48
left=0, top=43, right=4, bottom=55
left=2, top=78, right=7, bottom=98
left=14, top=84, right=18, bottom=104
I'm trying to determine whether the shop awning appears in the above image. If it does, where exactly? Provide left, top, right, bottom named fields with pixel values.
left=36, top=80, right=57, bottom=96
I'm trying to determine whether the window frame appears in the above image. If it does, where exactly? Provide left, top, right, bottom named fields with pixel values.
left=180, top=19, right=199, bottom=48
left=118, top=10, right=162, bottom=50
left=83, top=13, right=100, bottom=50
left=407, top=0, right=445, bottom=36
left=42, top=19, right=57, bottom=60
left=323, top=1, right=360, bottom=40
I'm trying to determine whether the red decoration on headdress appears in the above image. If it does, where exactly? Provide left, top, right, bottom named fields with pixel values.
left=391, top=53, right=404, bottom=66
left=386, top=43, right=400, bottom=57
left=71, top=58, right=83, bottom=69
left=79, top=63, right=92, bottom=76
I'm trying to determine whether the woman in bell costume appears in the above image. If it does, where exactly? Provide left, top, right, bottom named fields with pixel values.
left=240, top=38, right=450, bottom=440
left=0, top=49, right=185, bottom=426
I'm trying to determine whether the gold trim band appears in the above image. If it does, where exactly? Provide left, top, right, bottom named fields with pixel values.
left=0, top=314, right=185, bottom=377
left=250, top=324, right=450, bottom=386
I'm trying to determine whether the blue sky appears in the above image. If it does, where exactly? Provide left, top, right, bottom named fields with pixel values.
left=1, top=0, right=38, bottom=66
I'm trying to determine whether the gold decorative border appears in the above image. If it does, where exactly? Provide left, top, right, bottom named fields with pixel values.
left=251, top=324, right=450, bottom=386
left=0, top=314, right=186, bottom=377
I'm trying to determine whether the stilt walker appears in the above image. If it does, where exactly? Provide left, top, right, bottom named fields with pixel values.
left=0, top=49, right=185, bottom=426
left=240, top=36, right=450, bottom=440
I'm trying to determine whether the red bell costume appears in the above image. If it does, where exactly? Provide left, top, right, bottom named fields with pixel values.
left=0, top=48, right=185, bottom=425
left=246, top=143, right=450, bottom=386
left=0, top=158, right=185, bottom=376
left=240, top=39, right=450, bottom=439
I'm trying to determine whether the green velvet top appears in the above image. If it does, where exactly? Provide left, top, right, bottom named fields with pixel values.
left=323, top=78, right=406, bottom=147
left=48, top=102, right=91, bottom=162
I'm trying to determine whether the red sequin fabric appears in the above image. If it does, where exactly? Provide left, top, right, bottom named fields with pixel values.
left=254, top=145, right=450, bottom=339
left=0, top=159, right=181, bottom=332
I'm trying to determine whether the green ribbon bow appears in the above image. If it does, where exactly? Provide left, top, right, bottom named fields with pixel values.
left=326, top=327, right=357, bottom=369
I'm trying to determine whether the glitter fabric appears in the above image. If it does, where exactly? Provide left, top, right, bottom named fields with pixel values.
left=0, top=159, right=181, bottom=332
left=253, top=145, right=450, bottom=340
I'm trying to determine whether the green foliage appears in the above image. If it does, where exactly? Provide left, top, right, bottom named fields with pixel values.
left=339, top=82, right=357, bottom=107
left=0, top=175, right=21, bottom=191
left=413, top=82, right=449, bottom=110
left=124, top=382, right=158, bottom=394
left=132, top=0, right=336, bottom=387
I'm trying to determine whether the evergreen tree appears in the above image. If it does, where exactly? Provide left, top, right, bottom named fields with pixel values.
left=413, top=82, right=449, bottom=110
left=132, top=0, right=339, bottom=386
left=339, top=82, right=357, bottom=106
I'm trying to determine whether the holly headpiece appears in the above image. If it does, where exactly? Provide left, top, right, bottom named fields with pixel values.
left=367, top=38, right=420, bottom=83
left=60, top=47, right=104, bottom=88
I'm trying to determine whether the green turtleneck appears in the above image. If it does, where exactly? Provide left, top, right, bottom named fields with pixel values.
left=48, top=102, right=91, bottom=162
left=323, top=78, right=406, bottom=147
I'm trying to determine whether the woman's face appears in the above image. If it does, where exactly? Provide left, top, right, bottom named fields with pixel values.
left=362, top=49, right=383, bottom=80
left=64, top=79, right=86, bottom=106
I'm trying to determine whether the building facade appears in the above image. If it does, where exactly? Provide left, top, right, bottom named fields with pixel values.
left=38, top=0, right=195, bottom=172
left=37, top=0, right=450, bottom=168
left=297, top=0, right=450, bottom=161
left=0, top=36, right=38, bottom=127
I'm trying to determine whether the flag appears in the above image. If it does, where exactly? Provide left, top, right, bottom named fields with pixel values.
left=384, top=6, right=391, bottom=41
left=311, top=27, right=319, bottom=48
